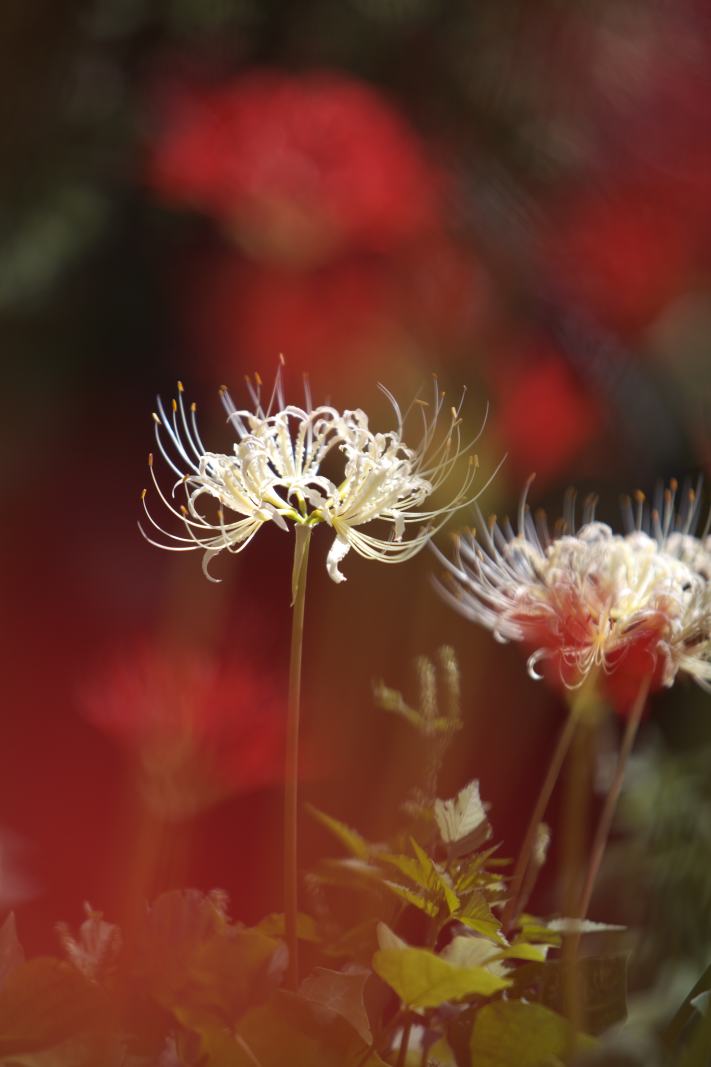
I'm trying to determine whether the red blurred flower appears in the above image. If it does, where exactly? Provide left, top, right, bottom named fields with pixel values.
left=82, top=643, right=288, bottom=818
left=184, top=236, right=489, bottom=380
left=489, top=339, right=602, bottom=486
left=547, top=182, right=700, bottom=335
left=147, top=69, right=443, bottom=266
left=186, top=253, right=396, bottom=376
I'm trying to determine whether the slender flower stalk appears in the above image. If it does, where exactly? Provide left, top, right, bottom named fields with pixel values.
left=577, top=673, right=651, bottom=922
left=502, top=710, right=577, bottom=934
left=396, top=1018, right=412, bottom=1067
left=140, top=366, right=489, bottom=989
left=502, top=671, right=601, bottom=934
left=285, top=524, right=311, bottom=988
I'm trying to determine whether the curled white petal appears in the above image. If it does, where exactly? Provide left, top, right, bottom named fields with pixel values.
left=326, top=536, right=350, bottom=584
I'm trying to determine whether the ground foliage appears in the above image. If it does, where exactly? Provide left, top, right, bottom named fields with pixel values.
left=0, top=652, right=708, bottom=1065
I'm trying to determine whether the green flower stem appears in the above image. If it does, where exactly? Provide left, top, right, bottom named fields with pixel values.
left=285, top=522, right=312, bottom=990
left=503, top=673, right=602, bottom=935
left=502, top=709, right=578, bottom=934
left=561, top=705, right=596, bottom=1049
left=577, top=674, right=651, bottom=921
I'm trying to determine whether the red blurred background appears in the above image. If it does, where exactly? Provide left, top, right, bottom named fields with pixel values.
left=1, top=0, right=710, bottom=954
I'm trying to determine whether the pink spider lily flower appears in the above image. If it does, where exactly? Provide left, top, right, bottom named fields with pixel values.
left=435, top=480, right=711, bottom=712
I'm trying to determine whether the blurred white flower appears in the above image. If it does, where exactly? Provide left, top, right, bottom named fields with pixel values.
left=435, top=481, right=711, bottom=696
left=0, top=829, right=37, bottom=909
left=141, top=367, right=490, bottom=583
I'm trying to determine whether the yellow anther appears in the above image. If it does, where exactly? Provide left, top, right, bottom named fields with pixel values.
left=171, top=398, right=178, bottom=413
left=177, top=380, right=184, bottom=393
left=148, top=452, right=153, bottom=466
left=152, top=412, right=161, bottom=425
left=140, top=488, right=147, bottom=500
left=254, top=372, right=263, bottom=386
left=190, top=402, right=197, bottom=412
left=633, top=489, right=645, bottom=503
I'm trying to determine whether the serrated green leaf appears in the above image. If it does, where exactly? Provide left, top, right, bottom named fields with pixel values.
left=297, top=967, right=373, bottom=1045
left=175, top=926, right=287, bottom=1026
left=469, top=1000, right=595, bottom=1066
left=382, top=881, right=437, bottom=916
left=496, top=942, right=549, bottom=963
left=380, top=852, right=428, bottom=889
left=456, top=892, right=504, bottom=943
left=373, top=946, right=510, bottom=1009
left=230, top=1001, right=388, bottom=1067
left=308, top=808, right=370, bottom=860
left=516, top=916, right=563, bottom=947
left=409, top=839, right=460, bottom=916
left=323, top=920, right=381, bottom=965
left=135, top=888, right=229, bottom=1000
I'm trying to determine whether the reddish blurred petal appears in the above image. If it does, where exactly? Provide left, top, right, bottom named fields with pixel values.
left=147, top=69, right=443, bottom=265
left=492, top=345, right=601, bottom=484
left=548, top=184, right=698, bottom=334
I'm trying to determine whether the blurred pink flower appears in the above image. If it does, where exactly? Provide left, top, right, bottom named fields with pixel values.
left=83, top=643, right=288, bottom=817
left=147, top=69, right=443, bottom=266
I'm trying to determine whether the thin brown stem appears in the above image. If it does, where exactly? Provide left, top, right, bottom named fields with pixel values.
left=577, top=674, right=651, bottom=922
left=284, top=523, right=312, bottom=990
left=396, top=1018, right=412, bottom=1067
left=502, top=709, right=578, bottom=933
left=561, top=711, right=595, bottom=1051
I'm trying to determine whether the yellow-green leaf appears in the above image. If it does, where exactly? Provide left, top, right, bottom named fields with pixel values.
left=373, top=947, right=510, bottom=1009
left=469, top=1000, right=595, bottom=1066
left=382, top=881, right=438, bottom=916
left=308, top=807, right=370, bottom=860
left=457, top=892, right=504, bottom=943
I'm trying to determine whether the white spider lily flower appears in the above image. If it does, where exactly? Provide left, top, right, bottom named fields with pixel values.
left=434, top=480, right=711, bottom=701
left=141, top=368, right=490, bottom=584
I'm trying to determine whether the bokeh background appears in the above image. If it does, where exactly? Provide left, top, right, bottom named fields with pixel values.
left=1, top=0, right=710, bottom=1007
